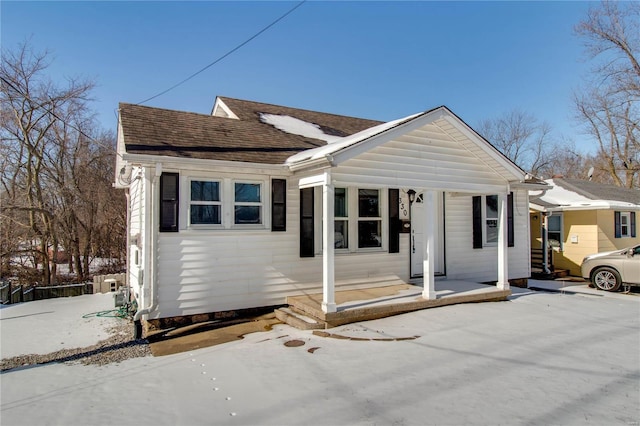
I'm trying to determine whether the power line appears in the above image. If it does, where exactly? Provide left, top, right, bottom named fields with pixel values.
left=137, top=0, right=307, bottom=105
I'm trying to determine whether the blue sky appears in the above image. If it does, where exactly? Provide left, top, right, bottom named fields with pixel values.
left=2, top=1, right=597, bottom=152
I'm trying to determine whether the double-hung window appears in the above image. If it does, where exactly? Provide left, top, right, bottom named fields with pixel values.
left=547, top=213, right=563, bottom=250
left=234, top=182, right=262, bottom=225
left=620, top=212, right=631, bottom=237
left=190, top=180, right=221, bottom=225
left=334, top=188, right=348, bottom=249
left=358, top=189, right=382, bottom=248
left=615, top=211, right=636, bottom=238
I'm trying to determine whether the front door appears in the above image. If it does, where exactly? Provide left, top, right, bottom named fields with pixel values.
left=410, top=192, right=445, bottom=277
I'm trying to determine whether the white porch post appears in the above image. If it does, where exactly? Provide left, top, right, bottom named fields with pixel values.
left=322, top=172, right=336, bottom=313
left=422, top=190, right=437, bottom=300
left=497, top=190, right=510, bottom=290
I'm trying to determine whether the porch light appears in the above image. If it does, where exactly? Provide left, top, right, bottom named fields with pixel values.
left=407, top=189, right=416, bottom=203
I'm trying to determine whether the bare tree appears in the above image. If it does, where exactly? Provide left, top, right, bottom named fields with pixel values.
left=1, top=42, right=124, bottom=285
left=574, top=0, right=640, bottom=188
left=477, top=109, right=557, bottom=176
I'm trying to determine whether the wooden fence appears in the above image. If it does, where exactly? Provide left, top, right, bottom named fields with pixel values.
left=0, top=281, right=94, bottom=305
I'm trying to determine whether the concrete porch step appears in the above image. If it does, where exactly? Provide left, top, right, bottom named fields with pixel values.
left=275, top=307, right=326, bottom=330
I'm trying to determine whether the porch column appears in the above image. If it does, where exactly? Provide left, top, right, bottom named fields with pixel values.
left=422, top=190, right=437, bottom=300
left=497, top=190, right=509, bottom=290
left=321, top=172, right=336, bottom=313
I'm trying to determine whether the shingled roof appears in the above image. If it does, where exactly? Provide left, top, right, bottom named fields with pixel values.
left=119, top=97, right=382, bottom=164
left=530, top=177, right=640, bottom=211
left=554, top=178, right=640, bottom=205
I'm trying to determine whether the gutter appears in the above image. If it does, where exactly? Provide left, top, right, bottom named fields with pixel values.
left=133, top=163, right=161, bottom=337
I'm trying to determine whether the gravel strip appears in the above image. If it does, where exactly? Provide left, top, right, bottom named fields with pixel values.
left=0, top=320, right=151, bottom=372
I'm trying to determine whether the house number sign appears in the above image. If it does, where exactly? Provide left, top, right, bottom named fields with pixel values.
left=399, top=194, right=410, bottom=220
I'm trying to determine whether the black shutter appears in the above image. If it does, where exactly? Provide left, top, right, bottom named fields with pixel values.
left=300, top=188, right=314, bottom=257
left=472, top=196, right=482, bottom=249
left=160, top=172, right=179, bottom=232
left=631, top=212, right=637, bottom=238
left=615, top=211, right=621, bottom=238
left=389, top=189, right=400, bottom=253
left=271, top=179, right=286, bottom=232
left=508, top=192, right=514, bottom=247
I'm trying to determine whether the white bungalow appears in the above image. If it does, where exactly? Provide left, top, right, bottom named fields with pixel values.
left=115, top=97, right=545, bottom=336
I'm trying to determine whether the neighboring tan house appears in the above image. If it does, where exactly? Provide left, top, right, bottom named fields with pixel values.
left=115, top=96, right=547, bottom=335
left=529, top=177, right=640, bottom=276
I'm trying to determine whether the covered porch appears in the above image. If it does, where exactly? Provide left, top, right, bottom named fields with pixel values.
left=287, top=107, right=529, bottom=318
left=275, top=279, right=511, bottom=329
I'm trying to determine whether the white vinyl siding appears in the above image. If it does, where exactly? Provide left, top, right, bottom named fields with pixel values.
left=152, top=187, right=409, bottom=319
left=332, top=122, right=511, bottom=194
left=445, top=190, right=530, bottom=282
left=127, top=167, right=145, bottom=300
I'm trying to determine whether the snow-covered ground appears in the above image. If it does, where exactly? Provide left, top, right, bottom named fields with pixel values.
left=1, top=284, right=639, bottom=425
left=0, top=293, right=121, bottom=358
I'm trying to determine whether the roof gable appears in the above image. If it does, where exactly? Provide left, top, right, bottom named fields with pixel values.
left=286, top=106, right=526, bottom=183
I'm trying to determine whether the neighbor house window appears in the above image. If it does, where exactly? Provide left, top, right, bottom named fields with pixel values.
left=615, top=211, right=636, bottom=238
left=547, top=213, right=563, bottom=250
left=190, top=180, right=221, bottom=225
left=234, top=182, right=262, bottom=224
left=358, top=189, right=381, bottom=248
left=621, top=213, right=630, bottom=237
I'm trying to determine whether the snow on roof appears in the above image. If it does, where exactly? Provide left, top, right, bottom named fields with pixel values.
left=259, top=113, right=343, bottom=144
left=285, top=111, right=424, bottom=164
left=534, top=178, right=640, bottom=211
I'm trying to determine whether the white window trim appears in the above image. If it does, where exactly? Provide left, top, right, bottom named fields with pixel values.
left=183, top=176, right=269, bottom=230
left=187, top=178, right=224, bottom=229
left=232, top=180, right=265, bottom=229
left=334, top=187, right=349, bottom=251
left=482, top=195, right=499, bottom=247
left=620, top=212, right=631, bottom=237
left=547, top=212, right=564, bottom=251
left=315, top=186, right=388, bottom=254
left=355, top=188, right=386, bottom=252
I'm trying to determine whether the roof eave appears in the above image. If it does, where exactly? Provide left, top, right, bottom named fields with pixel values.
left=121, top=152, right=290, bottom=173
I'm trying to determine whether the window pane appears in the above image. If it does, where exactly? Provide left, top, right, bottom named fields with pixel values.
left=190, top=205, right=221, bottom=224
left=359, top=189, right=379, bottom=217
left=485, top=195, right=498, bottom=219
left=235, top=183, right=261, bottom=202
left=486, top=219, right=498, bottom=243
left=335, top=188, right=347, bottom=217
left=335, top=220, right=348, bottom=248
left=235, top=206, right=261, bottom=224
left=358, top=220, right=381, bottom=248
left=191, top=181, right=219, bottom=201
left=548, top=215, right=561, bottom=232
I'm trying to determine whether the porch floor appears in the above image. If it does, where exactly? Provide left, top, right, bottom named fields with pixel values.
left=277, top=280, right=511, bottom=329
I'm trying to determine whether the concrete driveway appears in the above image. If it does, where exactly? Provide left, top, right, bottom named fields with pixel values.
left=1, top=286, right=639, bottom=425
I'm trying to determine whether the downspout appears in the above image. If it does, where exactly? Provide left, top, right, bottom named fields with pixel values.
left=125, top=190, right=130, bottom=291
left=133, top=163, right=161, bottom=338
left=541, top=211, right=550, bottom=275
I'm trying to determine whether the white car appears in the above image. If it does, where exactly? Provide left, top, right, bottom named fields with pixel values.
left=581, top=245, right=640, bottom=291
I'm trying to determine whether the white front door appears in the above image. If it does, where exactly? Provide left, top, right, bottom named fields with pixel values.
left=410, top=192, right=445, bottom=277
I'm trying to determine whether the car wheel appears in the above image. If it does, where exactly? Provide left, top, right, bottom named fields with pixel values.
left=592, top=267, right=622, bottom=292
